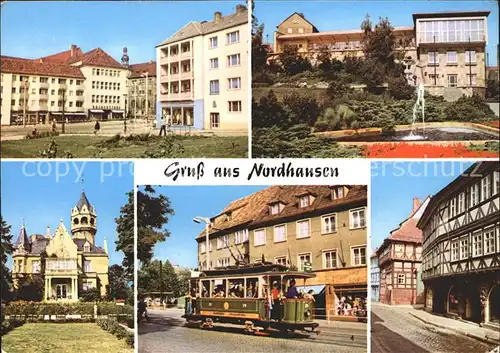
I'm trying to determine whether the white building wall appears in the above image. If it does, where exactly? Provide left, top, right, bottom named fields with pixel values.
left=1, top=73, right=13, bottom=125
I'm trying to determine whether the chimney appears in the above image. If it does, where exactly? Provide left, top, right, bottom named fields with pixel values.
left=413, top=197, right=422, bottom=213
left=214, top=11, right=222, bottom=22
left=46, top=226, right=51, bottom=239
left=71, top=45, right=77, bottom=58
left=235, top=4, right=246, bottom=13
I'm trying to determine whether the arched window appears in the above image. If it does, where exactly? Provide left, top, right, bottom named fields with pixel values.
left=81, top=217, right=88, bottom=224
left=73, top=218, right=79, bottom=225
left=90, top=218, right=95, bottom=225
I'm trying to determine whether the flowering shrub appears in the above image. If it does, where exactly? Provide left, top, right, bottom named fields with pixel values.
left=363, top=143, right=500, bottom=158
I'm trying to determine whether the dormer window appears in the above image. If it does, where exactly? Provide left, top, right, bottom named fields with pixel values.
left=332, top=186, right=344, bottom=200
left=226, top=212, right=232, bottom=222
left=299, top=196, right=310, bottom=208
left=270, top=203, right=280, bottom=215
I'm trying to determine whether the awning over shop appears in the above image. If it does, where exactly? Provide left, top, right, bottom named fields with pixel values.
left=111, top=110, right=124, bottom=113
left=90, top=109, right=104, bottom=113
left=297, top=285, right=326, bottom=295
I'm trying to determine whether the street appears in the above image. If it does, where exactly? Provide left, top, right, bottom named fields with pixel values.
left=371, top=303, right=497, bottom=353
left=138, top=308, right=367, bottom=353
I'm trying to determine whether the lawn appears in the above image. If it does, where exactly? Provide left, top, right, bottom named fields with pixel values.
left=1, top=323, right=133, bottom=353
left=1, top=134, right=248, bottom=158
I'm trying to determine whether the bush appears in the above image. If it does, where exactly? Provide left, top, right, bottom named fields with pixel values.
left=387, top=76, right=415, bottom=100
left=313, top=120, right=330, bottom=132
left=96, top=317, right=134, bottom=347
left=25, top=131, right=60, bottom=140
left=98, top=302, right=133, bottom=316
left=443, top=93, right=496, bottom=122
left=1, top=319, right=24, bottom=334
left=141, top=135, right=185, bottom=158
left=80, top=288, right=102, bottom=302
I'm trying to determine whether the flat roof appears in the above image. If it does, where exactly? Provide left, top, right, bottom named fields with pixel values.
left=413, top=11, right=490, bottom=21
left=278, top=26, right=414, bottom=40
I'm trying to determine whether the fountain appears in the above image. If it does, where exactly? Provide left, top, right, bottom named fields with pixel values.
left=401, top=84, right=427, bottom=140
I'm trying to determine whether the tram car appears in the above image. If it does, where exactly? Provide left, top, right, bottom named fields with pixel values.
left=182, top=263, right=320, bottom=335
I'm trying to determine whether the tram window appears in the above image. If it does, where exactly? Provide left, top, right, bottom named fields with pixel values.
left=228, top=278, right=244, bottom=298
left=245, top=278, right=258, bottom=298
left=201, top=280, right=210, bottom=297
left=213, top=279, right=227, bottom=297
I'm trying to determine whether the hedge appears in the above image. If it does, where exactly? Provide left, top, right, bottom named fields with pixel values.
left=4, top=301, right=133, bottom=317
left=96, top=317, right=134, bottom=348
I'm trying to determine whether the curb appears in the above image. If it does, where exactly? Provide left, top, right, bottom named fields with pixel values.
left=408, top=312, right=500, bottom=346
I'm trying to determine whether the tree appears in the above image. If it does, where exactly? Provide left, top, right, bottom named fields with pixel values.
left=316, top=45, right=332, bottom=72
left=361, top=59, right=386, bottom=91
left=387, top=76, right=415, bottom=100
left=282, top=92, right=321, bottom=127
left=136, top=186, right=174, bottom=265
left=362, top=17, right=397, bottom=76
left=327, top=80, right=353, bottom=98
left=138, top=259, right=181, bottom=298
left=107, top=264, right=131, bottom=302
left=252, top=90, right=286, bottom=128
left=278, top=45, right=312, bottom=76
left=115, top=190, right=135, bottom=281
left=80, top=287, right=101, bottom=302
left=13, top=275, right=44, bottom=302
left=0, top=217, right=13, bottom=302
left=486, top=78, right=500, bottom=101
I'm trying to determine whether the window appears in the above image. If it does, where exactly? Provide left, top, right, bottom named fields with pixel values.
left=397, top=274, right=405, bottom=285
left=228, top=101, right=242, bottom=112
left=84, top=260, right=91, bottom=272
left=216, top=235, right=229, bottom=249
left=226, top=30, right=239, bottom=44
left=460, top=238, right=469, bottom=259
left=481, top=175, right=491, bottom=201
left=451, top=242, right=459, bottom=261
left=299, top=28, right=304, bottom=34
left=254, top=229, right=266, bottom=246
left=350, top=208, right=366, bottom=229
left=447, top=51, right=457, bottom=64
left=352, top=246, right=366, bottom=266
left=323, top=250, right=337, bottom=269
left=470, top=183, right=479, bottom=207
left=92, top=68, right=96, bottom=75
left=296, top=219, right=310, bottom=238
left=465, top=50, right=476, bottom=64
left=494, top=171, right=500, bottom=195
left=234, top=229, right=248, bottom=244
left=287, top=28, right=293, bottom=34
left=210, top=113, right=220, bottom=128
left=228, top=77, right=241, bottom=90
left=472, top=233, right=482, bottom=257
left=32, top=260, right=40, bottom=274
left=466, top=74, right=477, bottom=86
left=210, top=80, right=219, bottom=95
left=270, top=203, right=280, bottom=215
left=69, top=102, right=73, bottom=107
left=322, top=214, right=337, bottom=234
left=275, top=256, right=287, bottom=266
left=92, top=81, right=95, bottom=89
left=217, top=257, right=230, bottom=268
left=428, top=51, right=438, bottom=65
left=450, top=197, right=456, bottom=218
left=457, top=192, right=465, bottom=214
left=298, top=253, right=311, bottom=271
left=210, top=58, right=219, bottom=69
left=332, top=186, right=344, bottom=199
left=209, top=36, right=218, bottom=48
left=299, top=195, right=309, bottom=208
left=76, top=101, right=83, bottom=108
left=484, top=229, right=496, bottom=254
left=447, top=74, right=458, bottom=87
left=274, top=224, right=287, bottom=243
left=200, top=242, right=206, bottom=253
left=227, top=54, right=240, bottom=67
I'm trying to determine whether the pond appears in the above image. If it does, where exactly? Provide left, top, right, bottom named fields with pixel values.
left=334, top=127, right=498, bottom=142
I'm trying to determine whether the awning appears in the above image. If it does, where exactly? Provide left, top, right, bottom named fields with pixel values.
left=297, top=285, right=326, bottom=295
left=90, top=109, right=104, bottom=113
left=111, top=110, right=124, bottom=113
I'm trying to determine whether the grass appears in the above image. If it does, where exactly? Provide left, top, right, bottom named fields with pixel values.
left=1, top=323, right=133, bottom=353
left=1, top=134, right=248, bottom=158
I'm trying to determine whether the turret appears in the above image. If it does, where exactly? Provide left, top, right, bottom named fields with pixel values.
left=71, top=191, right=97, bottom=245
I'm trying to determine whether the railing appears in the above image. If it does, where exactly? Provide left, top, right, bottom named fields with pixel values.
left=180, top=71, right=193, bottom=80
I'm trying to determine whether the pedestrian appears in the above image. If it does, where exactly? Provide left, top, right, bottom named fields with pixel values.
left=159, top=114, right=167, bottom=136
left=51, top=118, right=57, bottom=132
left=94, top=120, right=100, bottom=135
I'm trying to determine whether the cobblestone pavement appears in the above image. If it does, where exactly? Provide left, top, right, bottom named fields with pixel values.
left=371, top=303, right=497, bottom=353
left=139, top=309, right=367, bottom=353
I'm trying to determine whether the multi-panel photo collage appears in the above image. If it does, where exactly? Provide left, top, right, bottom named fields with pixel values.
left=0, top=1, right=499, bottom=353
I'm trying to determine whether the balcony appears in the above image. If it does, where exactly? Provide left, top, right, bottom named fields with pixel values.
left=160, top=75, right=170, bottom=84
left=169, top=73, right=180, bottom=81
left=180, top=71, right=193, bottom=80
left=163, top=92, right=192, bottom=101
left=39, top=94, right=49, bottom=100
left=180, top=50, right=192, bottom=59
left=39, top=82, right=49, bottom=89
left=160, top=55, right=169, bottom=65
left=75, top=96, right=85, bottom=102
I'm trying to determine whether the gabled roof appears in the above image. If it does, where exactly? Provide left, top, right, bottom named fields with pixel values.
left=0, top=56, right=85, bottom=78
left=158, top=7, right=248, bottom=46
left=276, top=12, right=319, bottom=33
left=14, top=225, right=30, bottom=251
left=76, top=191, right=93, bottom=211
left=73, top=239, right=106, bottom=254
left=68, top=48, right=125, bottom=69
left=129, top=61, right=157, bottom=79
left=40, top=45, right=83, bottom=64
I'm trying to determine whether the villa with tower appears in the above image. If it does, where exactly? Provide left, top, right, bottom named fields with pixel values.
left=11, top=190, right=109, bottom=301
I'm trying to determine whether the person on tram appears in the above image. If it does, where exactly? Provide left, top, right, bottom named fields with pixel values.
left=285, top=279, right=299, bottom=299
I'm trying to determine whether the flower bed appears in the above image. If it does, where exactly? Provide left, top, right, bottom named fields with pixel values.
left=363, top=143, right=500, bottom=158
left=482, top=121, right=500, bottom=129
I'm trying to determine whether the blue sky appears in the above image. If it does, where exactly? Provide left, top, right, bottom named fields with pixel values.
left=1, top=161, right=134, bottom=267
left=0, top=1, right=245, bottom=63
left=370, top=161, right=473, bottom=251
left=255, top=1, right=499, bottom=65
left=148, top=185, right=267, bottom=269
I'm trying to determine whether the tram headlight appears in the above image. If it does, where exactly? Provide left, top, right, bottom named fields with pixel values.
left=304, top=310, right=311, bottom=318
left=305, top=303, right=309, bottom=309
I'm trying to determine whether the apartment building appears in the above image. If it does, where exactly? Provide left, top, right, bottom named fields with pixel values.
left=12, top=191, right=109, bottom=301
left=371, top=251, right=380, bottom=302
left=128, top=61, right=157, bottom=120
left=376, top=197, right=429, bottom=305
left=418, top=162, right=500, bottom=326
left=273, top=10, right=490, bottom=99
left=196, top=185, right=368, bottom=320
left=156, top=5, right=248, bottom=132
left=1, top=45, right=130, bottom=125
left=1, top=57, right=86, bottom=125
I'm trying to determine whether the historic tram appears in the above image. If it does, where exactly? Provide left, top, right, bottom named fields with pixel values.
left=182, top=263, right=320, bottom=335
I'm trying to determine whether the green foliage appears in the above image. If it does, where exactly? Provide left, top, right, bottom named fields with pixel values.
left=107, top=264, right=132, bottom=304
left=282, top=92, right=321, bottom=127
left=443, top=93, right=496, bottom=122
left=469, top=141, right=500, bottom=153
left=326, top=80, right=353, bottom=98
left=1, top=217, right=13, bottom=303
left=12, top=275, right=44, bottom=302
left=252, top=23, right=268, bottom=74
left=1, top=319, right=24, bottom=335
left=362, top=17, right=397, bottom=75
left=25, top=131, right=59, bottom=140
left=361, top=59, right=386, bottom=90
left=5, top=302, right=94, bottom=316
left=115, top=191, right=135, bottom=281
left=387, top=76, right=415, bottom=100
left=138, top=260, right=181, bottom=298
left=136, top=186, right=175, bottom=264
left=141, top=135, right=185, bottom=158
left=80, top=288, right=102, bottom=302
left=486, top=78, right=499, bottom=101
left=95, top=317, right=134, bottom=347
left=278, top=45, right=312, bottom=76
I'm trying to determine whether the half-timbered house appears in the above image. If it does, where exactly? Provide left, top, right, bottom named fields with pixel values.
left=419, top=161, right=500, bottom=327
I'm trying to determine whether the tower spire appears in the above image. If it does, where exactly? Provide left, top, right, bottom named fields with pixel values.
left=103, top=237, right=108, bottom=254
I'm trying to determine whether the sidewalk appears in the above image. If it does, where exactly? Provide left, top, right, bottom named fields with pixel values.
left=408, top=309, right=500, bottom=346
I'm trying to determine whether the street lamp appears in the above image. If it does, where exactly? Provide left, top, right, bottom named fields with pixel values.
left=193, top=216, right=211, bottom=270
